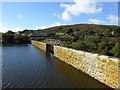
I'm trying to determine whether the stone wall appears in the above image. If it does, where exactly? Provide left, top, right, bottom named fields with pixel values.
left=54, top=46, right=119, bottom=88
left=31, top=41, right=119, bottom=88
left=31, top=40, right=46, bottom=51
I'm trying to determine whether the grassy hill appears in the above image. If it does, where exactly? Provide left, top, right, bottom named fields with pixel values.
left=30, top=24, right=120, bottom=58
left=36, top=24, right=119, bottom=35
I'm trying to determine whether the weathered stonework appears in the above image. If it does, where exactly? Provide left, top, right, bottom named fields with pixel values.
left=54, top=46, right=119, bottom=89
left=31, top=41, right=119, bottom=89
left=31, top=40, right=46, bottom=51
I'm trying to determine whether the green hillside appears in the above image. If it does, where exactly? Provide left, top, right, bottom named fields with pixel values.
left=33, top=24, right=120, bottom=58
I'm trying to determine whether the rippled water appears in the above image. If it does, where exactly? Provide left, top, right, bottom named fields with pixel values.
left=2, top=44, right=112, bottom=88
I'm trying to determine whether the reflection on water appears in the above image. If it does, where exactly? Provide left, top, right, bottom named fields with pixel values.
left=2, top=44, right=112, bottom=88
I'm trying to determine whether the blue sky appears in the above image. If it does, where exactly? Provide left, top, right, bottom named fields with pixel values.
left=0, top=1, right=119, bottom=32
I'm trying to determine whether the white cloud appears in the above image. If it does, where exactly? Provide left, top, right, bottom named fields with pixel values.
left=36, top=22, right=61, bottom=29
left=54, top=12, right=72, bottom=22
left=0, top=27, right=25, bottom=33
left=51, top=22, right=61, bottom=27
left=61, top=11, right=72, bottom=22
left=17, top=14, right=22, bottom=18
left=108, top=15, right=119, bottom=24
left=0, top=22, right=61, bottom=33
left=88, top=19, right=105, bottom=24
left=10, top=27, right=24, bottom=32
left=59, top=0, right=102, bottom=21
left=0, top=27, right=7, bottom=33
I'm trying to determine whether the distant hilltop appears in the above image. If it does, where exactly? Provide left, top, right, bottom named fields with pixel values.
left=37, top=24, right=119, bottom=30
left=36, top=23, right=119, bottom=34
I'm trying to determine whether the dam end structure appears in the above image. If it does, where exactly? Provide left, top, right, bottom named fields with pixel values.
left=31, top=40, right=120, bottom=89
left=31, top=40, right=46, bottom=51
left=31, top=40, right=54, bottom=53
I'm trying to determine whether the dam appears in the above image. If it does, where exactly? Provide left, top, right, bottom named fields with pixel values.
left=32, top=40, right=119, bottom=89
left=2, top=44, right=113, bottom=88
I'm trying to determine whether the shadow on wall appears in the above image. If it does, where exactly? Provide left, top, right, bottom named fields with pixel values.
left=46, top=44, right=54, bottom=54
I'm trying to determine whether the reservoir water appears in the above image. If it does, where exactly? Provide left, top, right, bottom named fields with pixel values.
left=2, top=44, right=112, bottom=88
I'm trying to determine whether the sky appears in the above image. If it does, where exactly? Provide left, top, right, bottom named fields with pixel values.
left=0, top=0, right=119, bottom=32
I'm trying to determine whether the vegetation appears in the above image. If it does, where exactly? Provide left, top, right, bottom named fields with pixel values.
left=2, top=31, right=31, bottom=44
left=56, top=33, right=66, bottom=35
left=110, top=43, right=120, bottom=57
left=65, top=28, right=73, bottom=34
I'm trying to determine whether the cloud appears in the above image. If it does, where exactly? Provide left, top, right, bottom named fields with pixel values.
left=54, top=12, right=72, bottom=22
left=0, top=27, right=25, bottom=33
left=1, top=22, right=61, bottom=33
left=10, top=27, right=24, bottom=32
left=17, top=14, right=22, bottom=18
left=36, top=22, right=61, bottom=29
left=61, top=11, right=72, bottom=22
left=108, top=15, right=119, bottom=24
left=59, top=0, right=102, bottom=21
left=0, top=27, right=7, bottom=33
left=51, top=22, right=61, bottom=27
left=88, top=19, right=105, bottom=24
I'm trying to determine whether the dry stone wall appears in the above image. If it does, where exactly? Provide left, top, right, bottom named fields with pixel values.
left=54, top=46, right=119, bottom=89
left=31, top=40, right=46, bottom=51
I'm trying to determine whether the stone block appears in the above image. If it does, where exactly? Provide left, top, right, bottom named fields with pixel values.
left=99, top=55, right=108, bottom=63
left=108, top=74, right=118, bottom=81
left=107, top=58, right=118, bottom=67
